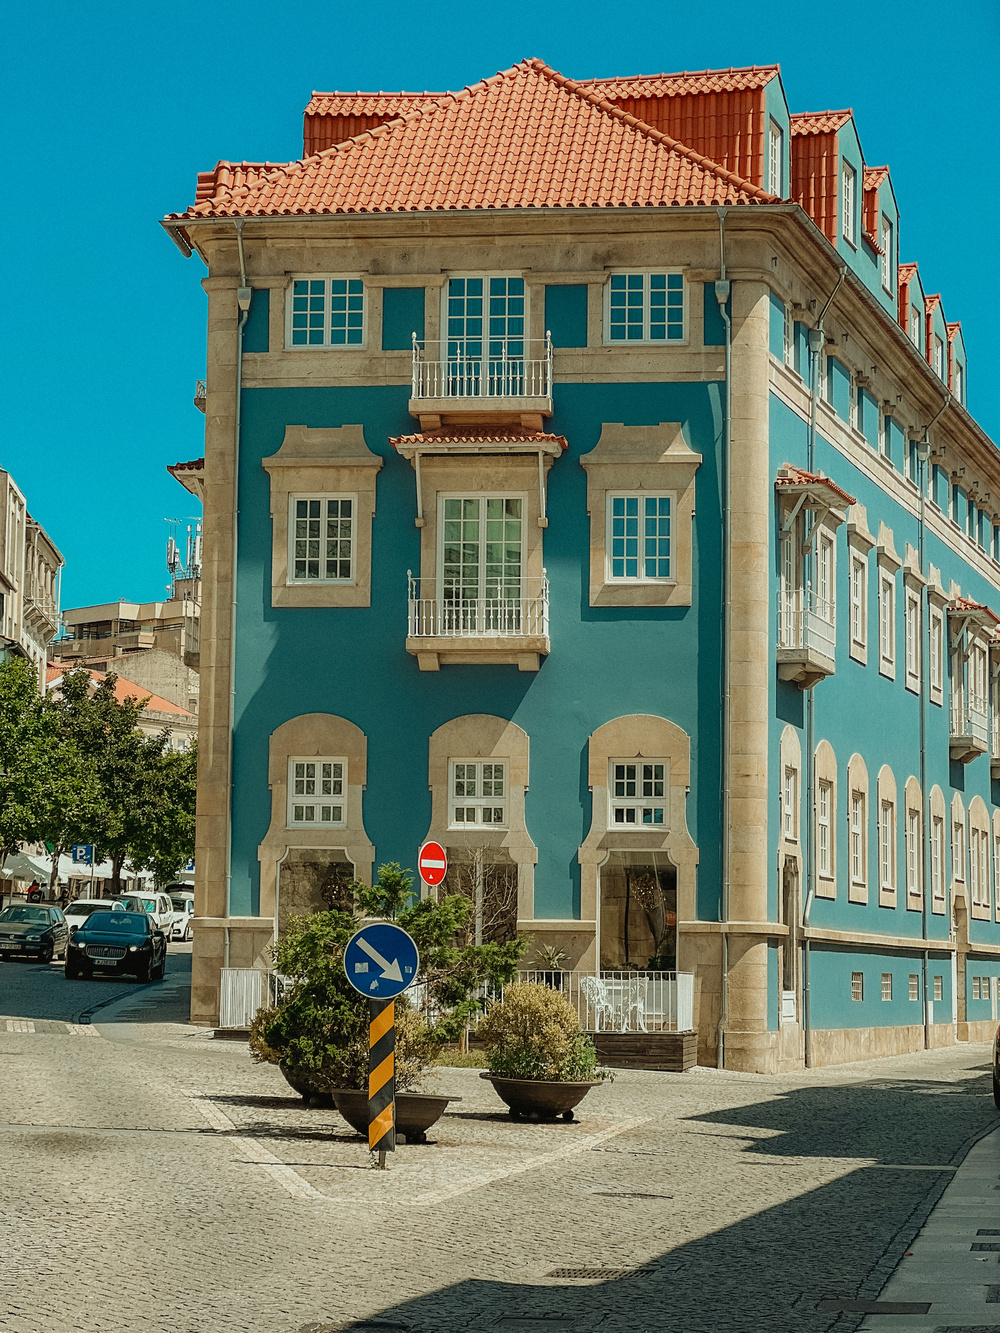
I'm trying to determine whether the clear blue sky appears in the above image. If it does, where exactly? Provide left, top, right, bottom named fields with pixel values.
left=4, top=0, right=996, bottom=609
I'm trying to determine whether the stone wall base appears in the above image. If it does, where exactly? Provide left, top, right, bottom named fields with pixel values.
left=957, top=1019, right=998, bottom=1044
left=809, top=1022, right=956, bottom=1067
left=189, top=919, right=276, bottom=1027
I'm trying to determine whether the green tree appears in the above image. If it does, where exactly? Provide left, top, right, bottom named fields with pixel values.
left=125, top=737, right=197, bottom=885
left=0, top=659, right=51, bottom=867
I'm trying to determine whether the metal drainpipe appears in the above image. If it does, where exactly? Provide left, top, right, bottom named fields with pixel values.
left=801, top=262, right=846, bottom=1068
left=715, top=207, right=732, bottom=1069
left=225, top=219, right=252, bottom=927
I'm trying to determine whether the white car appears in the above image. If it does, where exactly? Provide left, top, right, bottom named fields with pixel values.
left=64, top=899, right=125, bottom=933
left=114, top=891, right=178, bottom=936
left=169, top=892, right=195, bottom=941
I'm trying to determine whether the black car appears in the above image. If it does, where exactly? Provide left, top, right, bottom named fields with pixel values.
left=0, top=905, right=69, bottom=963
left=993, top=1023, right=1000, bottom=1109
left=65, top=909, right=167, bottom=982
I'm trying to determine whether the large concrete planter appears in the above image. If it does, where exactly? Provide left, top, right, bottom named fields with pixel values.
left=480, top=1072, right=602, bottom=1121
left=279, top=1062, right=333, bottom=1105
left=331, top=1089, right=461, bottom=1143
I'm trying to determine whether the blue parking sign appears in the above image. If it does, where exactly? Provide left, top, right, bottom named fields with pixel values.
left=71, top=845, right=93, bottom=866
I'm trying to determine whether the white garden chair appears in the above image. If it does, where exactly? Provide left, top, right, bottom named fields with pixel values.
left=619, top=977, right=648, bottom=1033
left=579, top=975, right=614, bottom=1031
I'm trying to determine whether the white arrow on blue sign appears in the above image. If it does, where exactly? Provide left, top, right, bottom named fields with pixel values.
left=344, top=922, right=420, bottom=1000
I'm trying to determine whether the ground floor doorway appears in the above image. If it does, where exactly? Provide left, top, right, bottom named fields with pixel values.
left=599, top=853, right=677, bottom=971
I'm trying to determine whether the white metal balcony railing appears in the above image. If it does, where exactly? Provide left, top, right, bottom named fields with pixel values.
left=776, top=588, right=836, bottom=659
left=951, top=695, right=989, bottom=746
left=407, top=575, right=549, bottom=639
left=992, top=707, right=999, bottom=760
left=518, top=970, right=694, bottom=1034
left=411, top=335, right=553, bottom=401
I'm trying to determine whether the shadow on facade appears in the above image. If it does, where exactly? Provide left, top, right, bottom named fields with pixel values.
left=304, top=1068, right=995, bottom=1333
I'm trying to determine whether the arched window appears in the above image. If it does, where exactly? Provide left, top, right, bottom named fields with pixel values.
left=814, top=740, right=837, bottom=897
left=876, top=765, right=897, bottom=908
left=929, top=785, right=947, bottom=914
left=904, top=777, right=922, bottom=910
left=779, top=725, right=802, bottom=855
left=951, top=794, right=967, bottom=895
left=847, top=754, right=870, bottom=904
left=969, top=796, right=991, bottom=919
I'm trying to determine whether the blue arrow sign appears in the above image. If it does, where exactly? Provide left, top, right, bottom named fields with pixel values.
left=344, top=922, right=420, bottom=1000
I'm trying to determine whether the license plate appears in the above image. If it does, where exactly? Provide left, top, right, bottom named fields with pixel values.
left=0, top=942, right=21, bottom=950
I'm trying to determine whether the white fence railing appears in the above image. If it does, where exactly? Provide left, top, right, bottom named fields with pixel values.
left=952, top=696, right=989, bottom=747
left=411, top=335, right=552, bottom=400
left=777, top=588, right=835, bottom=659
left=518, top=970, right=694, bottom=1033
left=407, top=575, right=549, bottom=639
left=218, top=969, right=292, bottom=1028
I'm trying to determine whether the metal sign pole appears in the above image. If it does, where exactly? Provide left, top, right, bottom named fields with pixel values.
left=368, top=998, right=396, bottom=1168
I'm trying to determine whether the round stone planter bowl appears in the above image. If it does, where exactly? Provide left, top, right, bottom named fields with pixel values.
left=480, top=1072, right=603, bottom=1121
left=330, top=1088, right=462, bottom=1144
left=279, top=1062, right=334, bottom=1106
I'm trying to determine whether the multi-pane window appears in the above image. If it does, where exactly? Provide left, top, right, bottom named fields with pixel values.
left=904, top=590, right=920, bottom=689
left=932, top=817, right=945, bottom=901
left=879, top=799, right=895, bottom=893
left=970, top=826, right=989, bottom=909
left=851, top=791, right=866, bottom=885
left=607, top=495, right=672, bottom=581
left=879, top=573, right=895, bottom=671
left=851, top=971, right=864, bottom=1002
left=970, top=643, right=988, bottom=721
left=289, top=278, right=365, bottom=347
left=908, top=973, right=920, bottom=1001
left=817, top=780, right=832, bottom=876
left=782, top=766, right=798, bottom=841
left=290, top=497, right=354, bottom=582
left=881, top=972, right=893, bottom=1001
left=817, top=533, right=834, bottom=620
left=449, top=761, right=506, bottom=827
left=611, top=761, right=667, bottom=825
left=953, top=817, right=966, bottom=882
left=994, top=833, right=1000, bottom=910
left=842, top=163, right=857, bottom=244
left=954, top=362, right=964, bottom=403
left=909, top=307, right=921, bottom=348
left=933, top=335, right=945, bottom=379
left=783, top=304, right=794, bottom=366
left=768, top=119, right=783, bottom=196
left=850, top=555, right=867, bottom=649
left=607, top=272, right=685, bottom=343
left=906, top=808, right=920, bottom=898
left=288, top=758, right=345, bottom=826
left=446, top=276, right=524, bottom=356
left=880, top=216, right=894, bottom=292
left=440, top=496, right=522, bottom=624
left=933, top=975, right=943, bottom=1002
left=929, top=609, right=943, bottom=695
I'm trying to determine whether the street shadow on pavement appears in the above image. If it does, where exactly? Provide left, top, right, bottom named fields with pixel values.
left=0, top=950, right=191, bottom=1024
left=300, top=1069, right=997, bottom=1333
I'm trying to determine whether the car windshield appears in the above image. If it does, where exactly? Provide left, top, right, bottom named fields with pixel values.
left=67, top=902, right=117, bottom=918
left=82, top=913, right=148, bottom=934
left=122, top=898, right=157, bottom=913
left=0, top=907, right=48, bottom=924
left=170, top=898, right=190, bottom=912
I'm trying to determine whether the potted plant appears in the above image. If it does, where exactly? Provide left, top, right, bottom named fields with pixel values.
left=532, top=943, right=568, bottom=990
left=249, top=863, right=527, bottom=1142
left=477, top=981, right=611, bottom=1121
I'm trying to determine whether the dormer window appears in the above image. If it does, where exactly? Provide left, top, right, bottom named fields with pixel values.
left=842, top=163, right=857, bottom=245
left=880, top=216, right=894, bottom=292
left=909, top=308, right=921, bottom=348
left=768, top=119, right=783, bottom=196
left=954, top=362, right=964, bottom=403
left=933, top=335, right=945, bottom=379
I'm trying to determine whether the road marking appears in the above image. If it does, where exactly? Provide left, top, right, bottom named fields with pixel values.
left=6, top=1020, right=35, bottom=1033
left=182, top=1089, right=326, bottom=1200
left=64, top=1023, right=99, bottom=1036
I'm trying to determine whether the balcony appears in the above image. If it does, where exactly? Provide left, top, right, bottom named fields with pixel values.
left=776, top=588, right=836, bottom=687
left=409, top=336, right=552, bottom=428
left=951, top=695, right=989, bottom=764
left=406, top=575, right=549, bottom=671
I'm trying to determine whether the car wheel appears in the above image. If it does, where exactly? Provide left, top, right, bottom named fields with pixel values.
left=39, top=942, right=54, bottom=965
left=994, top=1072, right=1000, bottom=1111
left=184, top=923, right=193, bottom=942
left=136, top=960, right=152, bottom=983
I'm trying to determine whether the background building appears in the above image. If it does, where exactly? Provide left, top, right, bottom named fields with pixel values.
left=0, top=466, right=63, bottom=684
left=163, top=59, right=999, bottom=1068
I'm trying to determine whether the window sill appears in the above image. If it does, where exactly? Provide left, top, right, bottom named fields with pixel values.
left=592, top=580, right=689, bottom=608
left=407, top=634, right=549, bottom=672
left=848, top=881, right=868, bottom=904
left=815, top=875, right=836, bottom=899
left=878, top=889, right=897, bottom=908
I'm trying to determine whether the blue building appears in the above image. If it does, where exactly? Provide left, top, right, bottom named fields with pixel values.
left=165, top=60, right=999, bottom=1071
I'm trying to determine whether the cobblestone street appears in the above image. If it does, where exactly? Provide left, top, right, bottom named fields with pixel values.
left=0, top=955, right=995, bottom=1332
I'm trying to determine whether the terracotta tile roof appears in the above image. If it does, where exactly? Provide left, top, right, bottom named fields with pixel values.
left=167, top=457, right=204, bottom=473
left=389, top=427, right=568, bottom=449
left=577, top=65, right=780, bottom=97
left=790, top=110, right=853, bottom=136
left=924, top=293, right=941, bottom=314
left=949, top=596, right=1000, bottom=626
left=946, top=321, right=962, bottom=341
left=304, top=92, right=441, bottom=117
left=46, top=667, right=195, bottom=718
left=775, top=464, right=856, bottom=507
left=898, top=262, right=919, bottom=285
left=171, top=59, right=776, bottom=221
left=195, top=162, right=288, bottom=204
left=862, top=166, right=888, bottom=249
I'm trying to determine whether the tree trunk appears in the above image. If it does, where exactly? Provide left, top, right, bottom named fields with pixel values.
left=49, top=846, right=63, bottom=902
left=111, top=854, right=125, bottom=896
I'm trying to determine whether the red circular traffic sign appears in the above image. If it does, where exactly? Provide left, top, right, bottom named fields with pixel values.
left=418, top=840, right=448, bottom=887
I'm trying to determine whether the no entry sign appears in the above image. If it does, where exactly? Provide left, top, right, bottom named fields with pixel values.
left=418, top=840, right=448, bottom=887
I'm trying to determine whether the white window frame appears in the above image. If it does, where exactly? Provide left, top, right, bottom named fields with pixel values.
left=933, top=975, right=943, bottom=1002
left=287, top=757, right=346, bottom=828
left=904, top=589, right=921, bottom=692
left=994, top=832, right=1000, bottom=912
left=604, top=270, right=688, bottom=346
left=817, top=530, right=836, bottom=630
left=436, top=493, right=526, bottom=604
left=842, top=162, right=857, bottom=245
left=880, top=215, right=894, bottom=292
left=881, top=972, right=893, bottom=1001
left=929, top=608, right=944, bottom=702
left=817, top=779, right=832, bottom=877
left=933, top=334, right=945, bottom=379
left=908, top=973, right=919, bottom=1001
left=879, top=572, right=896, bottom=676
left=288, top=494, right=357, bottom=585
left=448, top=759, right=507, bottom=829
left=953, top=817, right=966, bottom=883
left=905, top=807, right=920, bottom=899
left=610, top=758, right=669, bottom=828
left=954, top=361, right=964, bottom=404
left=850, top=554, right=867, bottom=653
left=783, top=303, right=794, bottom=366
left=850, top=790, right=866, bottom=887
left=909, top=306, right=921, bottom=348
left=851, top=971, right=864, bottom=1002
left=605, top=493, right=674, bottom=584
left=441, top=273, right=527, bottom=356
left=970, top=826, right=984, bottom=907
left=932, top=816, right=945, bottom=901
left=768, top=119, right=783, bottom=196
left=782, top=765, right=798, bottom=842
left=879, top=798, right=896, bottom=895
left=286, top=275, right=367, bottom=349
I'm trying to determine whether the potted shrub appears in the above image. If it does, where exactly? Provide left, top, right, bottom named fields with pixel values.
left=249, top=863, right=527, bottom=1141
left=477, top=981, right=611, bottom=1121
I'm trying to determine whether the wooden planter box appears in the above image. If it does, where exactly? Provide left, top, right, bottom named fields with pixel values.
left=590, top=1030, right=697, bottom=1072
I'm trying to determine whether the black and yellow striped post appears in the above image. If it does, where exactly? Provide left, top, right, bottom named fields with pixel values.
left=368, top=998, right=395, bottom=1166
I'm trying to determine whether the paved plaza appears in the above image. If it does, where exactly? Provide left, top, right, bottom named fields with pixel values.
left=0, top=952, right=996, bottom=1333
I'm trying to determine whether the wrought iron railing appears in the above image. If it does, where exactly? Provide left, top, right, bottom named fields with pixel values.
left=411, top=334, right=553, bottom=400
left=407, top=575, right=549, bottom=639
left=776, top=588, right=835, bottom=659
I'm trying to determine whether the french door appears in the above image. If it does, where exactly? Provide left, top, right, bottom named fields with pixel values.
left=446, top=277, right=525, bottom=396
left=439, top=496, right=523, bottom=633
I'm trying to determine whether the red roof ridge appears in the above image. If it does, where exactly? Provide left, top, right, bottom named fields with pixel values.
left=172, top=57, right=778, bottom=220
left=168, top=457, right=204, bottom=471
left=924, top=293, right=942, bottom=312
left=389, top=427, right=568, bottom=449
left=946, top=321, right=962, bottom=337
left=775, top=464, right=856, bottom=506
left=790, top=109, right=853, bottom=135
left=898, top=261, right=919, bottom=283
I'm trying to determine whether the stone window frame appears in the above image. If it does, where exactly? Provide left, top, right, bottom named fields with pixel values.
left=257, top=714, right=374, bottom=925
left=845, top=503, right=875, bottom=667
left=876, top=764, right=898, bottom=908
left=969, top=795, right=991, bottom=921
left=286, top=493, right=357, bottom=586
left=284, top=274, right=368, bottom=351
left=951, top=792, right=967, bottom=895
left=778, top=725, right=802, bottom=856
left=814, top=739, right=837, bottom=898
left=929, top=784, right=947, bottom=914
left=876, top=523, right=901, bottom=680
left=579, top=715, right=698, bottom=973
left=580, top=423, right=700, bottom=608
left=286, top=755, right=347, bottom=830
left=423, top=715, right=537, bottom=925
left=993, top=809, right=1000, bottom=923
left=847, top=753, right=869, bottom=904
left=903, top=776, right=923, bottom=911
left=263, top=426, right=382, bottom=608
